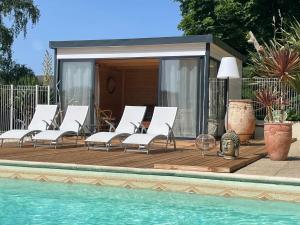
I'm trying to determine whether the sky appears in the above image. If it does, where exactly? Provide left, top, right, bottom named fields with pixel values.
left=12, top=0, right=182, bottom=75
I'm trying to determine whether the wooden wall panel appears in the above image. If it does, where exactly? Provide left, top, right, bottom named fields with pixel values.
left=96, top=61, right=158, bottom=122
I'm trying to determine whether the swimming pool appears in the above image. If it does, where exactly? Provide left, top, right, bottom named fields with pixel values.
left=0, top=178, right=299, bottom=225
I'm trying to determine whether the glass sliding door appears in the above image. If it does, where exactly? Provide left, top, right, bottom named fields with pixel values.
left=60, top=61, right=94, bottom=125
left=160, top=58, right=199, bottom=137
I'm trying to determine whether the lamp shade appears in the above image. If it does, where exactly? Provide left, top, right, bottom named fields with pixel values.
left=217, top=57, right=240, bottom=79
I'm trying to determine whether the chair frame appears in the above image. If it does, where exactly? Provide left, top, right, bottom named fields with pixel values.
left=0, top=105, right=57, bottom=148
left=123, top=122, right=177, bottom=154
left=87, top=120, right=139, bottom=151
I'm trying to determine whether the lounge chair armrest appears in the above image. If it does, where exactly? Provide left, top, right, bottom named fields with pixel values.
left=137, top=122, right=146, bottom=133
left=165, top=123, right=174, bottom=136
left=42, top=120, right=51, bottom=130
left=16, top=119, right=26, bottom=129
left=130, top=122, right=138, bottom=132
left=75, top=120, right=84, bottom=130
left=104, top=120, right=115, bottom=132
left=51, top=119, right=59, bottom=129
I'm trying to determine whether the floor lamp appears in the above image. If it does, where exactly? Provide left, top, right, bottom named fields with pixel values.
left=217, top=57, right=240, bottom=132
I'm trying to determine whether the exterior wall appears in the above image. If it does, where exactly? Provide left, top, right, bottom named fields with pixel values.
left=57, top=43, right=206, bottom=59
left=54, top=40, right=243, bottom=138
left=210, top=43, right=243, bottom=100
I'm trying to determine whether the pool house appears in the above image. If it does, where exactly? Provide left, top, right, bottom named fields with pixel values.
left=50, top=35, right=244, bottom=138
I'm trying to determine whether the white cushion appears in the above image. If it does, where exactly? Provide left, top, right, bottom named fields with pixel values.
left=86, top=132, right=124, bottom=143
left=0, top=130, right=34, bottom=140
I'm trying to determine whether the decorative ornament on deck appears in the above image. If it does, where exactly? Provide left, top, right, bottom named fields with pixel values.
left=195, top=134, right=216, bottom=157
left=218, top=130, right=240, bottom=160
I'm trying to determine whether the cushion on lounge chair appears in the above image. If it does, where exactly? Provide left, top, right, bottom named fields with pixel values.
left=122, top=106, right=178, bottom=147
left=0, top=104, right=57, bottom=141
left=85, top=106, right=146, bottom=144
left=33, top=105, right=89, bottom=142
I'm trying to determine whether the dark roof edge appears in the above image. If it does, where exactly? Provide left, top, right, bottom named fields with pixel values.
left=49, top=34, right=244, bottom=60
left=49, top=35, right=213, bottom=49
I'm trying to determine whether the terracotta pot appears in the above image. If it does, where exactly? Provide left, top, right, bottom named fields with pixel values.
left=226, top=100, right=256, bottom=144
left=264, top=123, right=292, bottom=161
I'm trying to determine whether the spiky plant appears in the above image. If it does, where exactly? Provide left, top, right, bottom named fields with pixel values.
left=251, top=41, right=300, bottom=90
left=255, top=88, right=288, bottom=122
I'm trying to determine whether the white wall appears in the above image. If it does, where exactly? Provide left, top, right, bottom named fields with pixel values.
left=57, top=43, right=206, bottom=59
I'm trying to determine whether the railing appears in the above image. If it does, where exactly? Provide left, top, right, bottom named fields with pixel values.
left=0, top=85, right=51, bottom=133
left=242, top=78, right=300, bottom=120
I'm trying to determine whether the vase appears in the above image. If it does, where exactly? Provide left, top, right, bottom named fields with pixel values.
left=264, top=123, right=292, bottom=161
left=226, top=100, right=256, bottom=144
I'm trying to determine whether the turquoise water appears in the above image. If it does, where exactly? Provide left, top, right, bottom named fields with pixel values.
left=0, top=178, right=300, bottom=225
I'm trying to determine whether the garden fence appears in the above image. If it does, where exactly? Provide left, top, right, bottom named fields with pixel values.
left=241, top=78, right=300, bottom=120
left=0, top=85, right=51, bottom=133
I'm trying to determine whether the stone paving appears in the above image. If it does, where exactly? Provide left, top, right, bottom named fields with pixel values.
left=236, top=140, right=300, bottom=178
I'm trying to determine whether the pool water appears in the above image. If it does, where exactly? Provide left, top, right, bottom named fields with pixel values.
left=0, top=178, right=299, bottom=225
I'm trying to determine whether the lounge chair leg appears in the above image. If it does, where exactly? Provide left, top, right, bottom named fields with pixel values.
left=18, top=139, right=23, bottom=148
left=166, top=137, right=169, bottom=151
left=0, top=139, right=3, bottom=148
left=87, top=142, right=90, bottom=150
left=173, top=136, right=177, bottom=151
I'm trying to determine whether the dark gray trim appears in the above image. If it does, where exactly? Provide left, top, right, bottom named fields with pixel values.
left=53, top=48, right=58, bottom=104
left=157, top=59, right=162, bottom=106
left=50, top=35, right=212, bottom=48
left=198, top=43, right=210, bottom=134
left=49, top=34, right=244, bottom=60
left=196, top=56, right=202, bottom=136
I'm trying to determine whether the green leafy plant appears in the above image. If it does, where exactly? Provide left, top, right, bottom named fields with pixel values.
left=286, top=108, right=300, bottom=121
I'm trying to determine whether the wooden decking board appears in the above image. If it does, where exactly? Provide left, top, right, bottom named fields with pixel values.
left=0, top=140, right=266, bottom=173
left=126, top=152, right=197, bottom=168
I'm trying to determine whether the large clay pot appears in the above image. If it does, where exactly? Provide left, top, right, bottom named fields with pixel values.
left=226, top=100, right=256, bottom=144
left=264, top=123, right=292, bottom=161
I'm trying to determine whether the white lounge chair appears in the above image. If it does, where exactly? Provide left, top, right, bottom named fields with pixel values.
left=85, top=106, right=146, bottom=151
left=0, top=104, right=57, bottom=147
left=122, top=107, right=177, bottom=154
left=33, top=105, right=89, bottom=148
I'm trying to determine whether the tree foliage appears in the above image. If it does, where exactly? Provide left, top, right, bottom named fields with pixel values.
left=0, top=0, right=40, bottom=60
left=175, top=0, right=300, bottom=55
left=0, top=59, right=38, bottom=85
left=0, top=0, right=40, bottom=85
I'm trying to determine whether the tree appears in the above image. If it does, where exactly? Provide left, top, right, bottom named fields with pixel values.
left=175, top=0, right=300, bottom=56
left=0, top=0, right=40, bottom=85
left=0, top=0, right=40, bottom=60
left=0, top=60, right=38, bottom=85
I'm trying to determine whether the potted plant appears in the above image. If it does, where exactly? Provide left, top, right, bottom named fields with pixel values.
left=249, top=31, right=300, bottom=160
left=255, top=88, right=291, bottom=160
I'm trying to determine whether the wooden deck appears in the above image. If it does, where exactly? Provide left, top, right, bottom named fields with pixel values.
left=0, top=140, right=266, bottom=173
